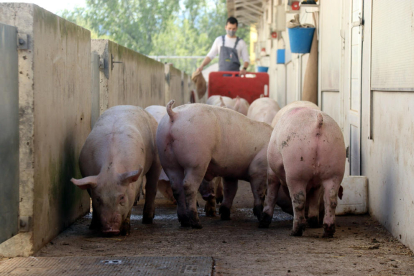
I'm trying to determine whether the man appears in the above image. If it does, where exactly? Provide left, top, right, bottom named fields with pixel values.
left=196, top=17, right=249, bottom=76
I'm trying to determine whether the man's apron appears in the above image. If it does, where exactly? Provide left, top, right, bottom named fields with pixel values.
left=219, top=35, right=241, bottom=72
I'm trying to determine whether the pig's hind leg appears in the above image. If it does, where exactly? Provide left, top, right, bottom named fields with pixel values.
left=166, top=170, right=189, bottom=227
left=322, top=178, right=340, bottom=238
left=183, top=168, right=208, bottom=229
left=286, top=178, right=307, bottom=236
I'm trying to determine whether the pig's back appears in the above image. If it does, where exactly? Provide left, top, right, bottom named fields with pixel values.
left=80, top=106, right=157, bottom=174
left=275, top=107, right=345, bottom=180
left=271, top=101, right=319, bottom=128
left=145, top=105, right=167, bottom=124
left=172, top=104, right=272, bottom=164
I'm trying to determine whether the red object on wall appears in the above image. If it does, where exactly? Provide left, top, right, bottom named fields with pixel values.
left=208, top=72, right=269, bottom=104
left=271, top=31, right=278, bottom=39
left=292, top=1, right=300, bottom=10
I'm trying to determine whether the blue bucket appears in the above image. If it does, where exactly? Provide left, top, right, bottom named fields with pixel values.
left=288, top=27, right=315, bottom=54
left=257, top=66, right=269, bottom=73
left=277, top=49, right=285, bottom=64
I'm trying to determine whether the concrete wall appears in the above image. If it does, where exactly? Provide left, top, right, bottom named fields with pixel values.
left=0, top=4, right=203, bottom=257
left=0, top=3, right=91, bottom=256
left=360, top=0, right=414, bottom=252
left=91, top=40, right=166, bottom=112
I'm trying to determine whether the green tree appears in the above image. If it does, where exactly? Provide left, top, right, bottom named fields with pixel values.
left=61, top=0, right=180, bottom=54
left=60, top=0, right=250, bottom=73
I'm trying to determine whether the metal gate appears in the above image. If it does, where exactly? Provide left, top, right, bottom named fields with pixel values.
left=0, top=23, right=19, bottom=244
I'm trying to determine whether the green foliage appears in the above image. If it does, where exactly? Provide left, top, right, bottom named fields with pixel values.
left=60, top=0, right=250, bottom=73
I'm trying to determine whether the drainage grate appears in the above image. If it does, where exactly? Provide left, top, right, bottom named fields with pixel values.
left=0, top=256, right=213, bottom=276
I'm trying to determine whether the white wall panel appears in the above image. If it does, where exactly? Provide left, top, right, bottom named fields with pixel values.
left=371, top=1, right=414, bottom=91
left=320, top=0, right=342, bottom=91
left=321, top=91, right=340, bottom=124
left=286, top=62, right=295, bottom=104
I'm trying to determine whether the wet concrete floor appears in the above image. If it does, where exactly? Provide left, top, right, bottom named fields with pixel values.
left=5, top=182, right=414, bottom=275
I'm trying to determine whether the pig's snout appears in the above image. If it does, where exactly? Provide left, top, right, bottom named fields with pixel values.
left=102, top=228, right=120, bottom=235
left=202, top=193, right=215, bottom=201
left=100, top=213, right=122, bottom=235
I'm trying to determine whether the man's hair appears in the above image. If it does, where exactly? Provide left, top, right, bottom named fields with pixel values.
left=226, top=17, right=238, bottom=27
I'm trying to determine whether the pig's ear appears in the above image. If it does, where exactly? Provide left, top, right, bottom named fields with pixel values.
left=219, top=97, right=226, bottom=108
left=233, top=97, right=240, bottom=111
left=119, top=167, right=143, bottom=185
left=71, top=176, right=98, bottom=190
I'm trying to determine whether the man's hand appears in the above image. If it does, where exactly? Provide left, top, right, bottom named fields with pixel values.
left=196, top=66, right=204, bottom=74
left=240, top=68, right=247, bottom=76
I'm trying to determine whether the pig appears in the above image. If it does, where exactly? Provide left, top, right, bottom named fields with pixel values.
left=247, top=98, right=281, bottom=125
left=145, top=105, right=176, bottom=203
left=156, top=100, right=272, bottom=228
left=207, top=95, right=234, bottom=108
left=207, top=95, right=250, bottom=116
left=145, top=105, right=223, bottom=214
left=232, top=96, right=250, bottom=116
left=271, top=100, right=319, bottom=128
left=259, top=104, right=346, bottom=238
left=71, top=105, right=161, bottom=235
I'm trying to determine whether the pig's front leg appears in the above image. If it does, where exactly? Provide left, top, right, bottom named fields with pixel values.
left=219, top=178, right=238, bottom=220
left=142, top=164, right=161, bottom=224
left=259, top=169, right=280, bottom=228
left=90, top=208, right=101, bottom=231
left=215, top=177, right=224, bottom=204
left=121, top=211, right=131, bottom=236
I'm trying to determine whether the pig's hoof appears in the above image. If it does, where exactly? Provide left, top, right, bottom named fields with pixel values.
left=290, top=223, right=306, bottom=236
left=290, top=229, right=303, bottom=237
left=120, top=219, right=131, bottom=235
left=253, top=205, right=263, bottom=221
left=205, top=208, right=216, bottom=217
left=307, top=216, right=320, bottom=228
left=322, top=224, right=335, bottom=238
left=120, top=227, right=130, bottom=236
left=191, top=222, right=203, bottom=229
left=180, top=221, right=191, bottom=227
left=258, top=213, right=272, bottom=228
left=142, top=216, right=153, bottom=224
left=219, top=206, right=231, bottom=220
left=216, top=196, right=223, bottom=204
left=179, top=218, right=191, bottom=227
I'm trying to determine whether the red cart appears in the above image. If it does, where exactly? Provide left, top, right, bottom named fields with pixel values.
left=208, top=71, right=269, bottom=104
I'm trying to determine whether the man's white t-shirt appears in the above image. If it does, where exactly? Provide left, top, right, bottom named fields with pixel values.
left=207, top=35, right=250, bottom=63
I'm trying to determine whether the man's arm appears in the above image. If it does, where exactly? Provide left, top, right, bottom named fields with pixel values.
left=240, top=61, right=249, bottom=76
left=196, top=56, right=212, bottom=74
left=240, top=41, right=250, bottom=76
left=196, top=38, right=218, bottom=74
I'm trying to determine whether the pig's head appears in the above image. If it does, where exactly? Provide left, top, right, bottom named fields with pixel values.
left=199, top=179, right=216, bottom=201
left=71, top=168, right=142, bottom=235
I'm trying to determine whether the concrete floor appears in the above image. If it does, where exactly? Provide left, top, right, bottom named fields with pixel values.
left=3, top=181, right=414, bottom=275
